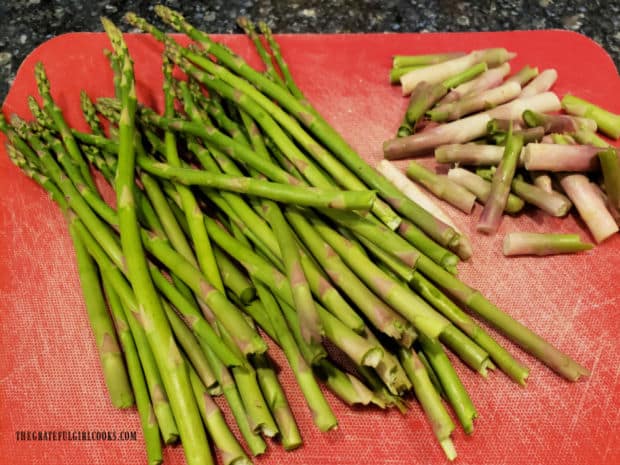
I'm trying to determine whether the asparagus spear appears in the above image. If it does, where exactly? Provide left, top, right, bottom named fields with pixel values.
left=70, top=226, right=134, bottom=409
left=418, top=334, right=477, bottom=434
left=100, top=275, right=163, bottom=465
left=399, top=348, right=457, bottom=460
left=101, top=20, right=212, bottom=465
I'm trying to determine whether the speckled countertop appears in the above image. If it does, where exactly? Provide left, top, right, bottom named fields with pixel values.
left=1, top=0, right=618, bottom=100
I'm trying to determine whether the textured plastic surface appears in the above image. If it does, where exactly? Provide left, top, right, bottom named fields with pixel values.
left=1, top=31, right=619, bottom=465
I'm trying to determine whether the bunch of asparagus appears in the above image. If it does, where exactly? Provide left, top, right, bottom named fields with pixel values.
left=383, top=50, right=620, bottom=250
left=1, top=8, right=591, bottom=465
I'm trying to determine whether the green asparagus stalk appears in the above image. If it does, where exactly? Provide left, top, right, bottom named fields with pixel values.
left=252, top=282, right=338, bottom=432
left=69, top=225, right=134, bottom=408
left=161, top=58, right=224, bottom=292
left=212, top=246, right=256, bottom=304
left=418, top=334, right=477, bottom=434
left=390, top=65, right=425, bottom=86
left=399, top=348, right=457, bottom=460
left=34, top=62, right=97, bottom=192
left=236, top=17, right=285, bottom=87
left=415, top=253, right=589, bottom=381
left=100, top=275, right=163, bottom=465
left=257, top=20, right=303, bottom=99
left=101, top=19, right=212, bottom=465
left=187, top=363, right=251, bottom=465
left=253, top=353, right=303, bottom=450
left=163, top=302, right=218, bottom=391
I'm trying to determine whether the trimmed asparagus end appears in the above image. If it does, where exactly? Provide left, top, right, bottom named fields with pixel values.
left=440, top=438, right=458, bottom=461
left=503, top=232, right=594, bottom=256
left=562, top=94, right=620, bottom=139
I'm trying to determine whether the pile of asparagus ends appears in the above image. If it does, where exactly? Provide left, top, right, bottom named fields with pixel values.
left=2, top=8, right=593, bottom=465
left=384, top=50, right=620, bottom=248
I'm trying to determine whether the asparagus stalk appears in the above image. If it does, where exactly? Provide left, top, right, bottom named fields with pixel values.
left=102, top=19, right=213, bottom=465
left=418, top=334, right=477, bottom=434
left=252, top=283, right=338, bottom=432
left=70, top=226, right=134, bottom=409
left=253, top=353, right=303, bottom=450
left=375, top=160, right=472, bottom=260
left=162, top=58, right=224, bottom=293
left=212, top=246, right=256, bottom=304
left=400, top=48, right=515, bottom=95
left=100, top=275, right=163, bottom=465
left=34, top=62, right=97, bottom=192
left=561, top=94, right=620, bottom=139
left=257, top=20, right=304, bottom=99
left=522, top=143, right=604, bottom=172
left=137, top=156, right=376, bottom=211
left=558, top=174, right=619, bottom=243
left=598, top=147, right=620, bottom=210
left=187, top=364, right=251, bottom=465
left=409, top=271, right=529, bottom=384
left=503, top=233, right=593, bottom=256
left=477, top=168, right=572, bottom=216
left=236, top=17, right=285, bottom=87
left=163, top=302, right=218, bottom=391
left=519, top=69, right=558, bottom=97
left=399, top=348, right=457, bottom=460
left=260, top=201, right=324, bottom=356
left=415, top=252, right=590, bottom=381
left=405, top=161, right=477, bottom=213
left=477, top=133, right=524, bottom=234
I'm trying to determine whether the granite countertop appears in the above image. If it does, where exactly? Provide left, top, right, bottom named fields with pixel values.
left=1, top=0, right=619, bottom=101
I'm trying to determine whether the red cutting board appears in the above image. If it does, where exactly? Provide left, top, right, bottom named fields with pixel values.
left=1, top=30, right=619, bottom=465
